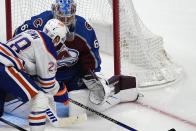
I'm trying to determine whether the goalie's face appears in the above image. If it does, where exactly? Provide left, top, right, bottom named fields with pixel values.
left=56, top=15, right=75, bottom=26
left=52, top=0, right=76, bottom=26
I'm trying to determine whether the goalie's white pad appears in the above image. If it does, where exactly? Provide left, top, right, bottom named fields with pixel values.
left=68, top=89, right=120, bottom=116
left=114, top=88, right=139, bottom=102
left=107, top=75, right=139, bottom=102
left=69, top=85, right=139, bottom=117
left=82, top=71, right=115, bottom=105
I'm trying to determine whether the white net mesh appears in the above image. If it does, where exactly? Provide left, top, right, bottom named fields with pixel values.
left=118, top=0, right=183, bottom=87
left=11, top=0, right=52, bottom=31
left=10, top=0, right=183, bottom=88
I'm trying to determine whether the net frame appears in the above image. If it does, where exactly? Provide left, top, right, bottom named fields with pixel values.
left=5, top=0, right=183, bottom=88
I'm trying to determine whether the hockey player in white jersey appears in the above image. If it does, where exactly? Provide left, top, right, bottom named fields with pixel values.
left=0, top=19, right=69, bottom=131
left=12, top=0, right=140, bottom=118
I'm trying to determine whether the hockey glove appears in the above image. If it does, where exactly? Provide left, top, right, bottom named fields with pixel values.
left=82, top=70, right=115, bottom=105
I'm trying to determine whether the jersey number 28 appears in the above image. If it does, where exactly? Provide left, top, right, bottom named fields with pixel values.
left=7, top=34, right=31, bottom=53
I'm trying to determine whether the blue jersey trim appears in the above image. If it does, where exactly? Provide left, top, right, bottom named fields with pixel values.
left=39, top=31, right=58, bottom=59
left=0, top=52, right=18, bottom=69
left=38, top=76, right=56, bottom=81
left=29, top=122, right=46, bottom=126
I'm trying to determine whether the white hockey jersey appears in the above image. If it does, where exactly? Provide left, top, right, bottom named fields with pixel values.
left=0, top=43, right=25, bottom=71
left=6, top=29, right=59, bottom=93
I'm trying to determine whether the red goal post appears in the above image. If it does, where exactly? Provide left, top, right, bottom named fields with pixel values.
left=5, top=0, right=121, bottom=75
left=5, top=0, right=12, bottom=41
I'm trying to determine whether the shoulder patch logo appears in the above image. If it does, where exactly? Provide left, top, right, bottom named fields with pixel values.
left=33, top=18, right=43, bottom=28
left=85, top=21, right=92, bottom=31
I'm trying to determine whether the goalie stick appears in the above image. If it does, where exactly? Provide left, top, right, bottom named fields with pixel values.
left=68, top=98, right=137, bottom=131
left=46, top=105, right=87, bottom=127
left=0, top=117, right=27, bottom=131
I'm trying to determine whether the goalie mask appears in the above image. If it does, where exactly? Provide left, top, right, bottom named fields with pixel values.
left=43, top=19, right=69, bottom=47
left=52, top=0, right=76, bottom=26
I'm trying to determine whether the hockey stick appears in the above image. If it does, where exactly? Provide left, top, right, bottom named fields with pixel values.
left=11, top=102, right=25, bottom=112
left=0, top=117, right=27, bottom=131
left=46, top=105, right=87, bottom=127
left=7, top=96, right=87, bottom=127
left=68, top=98, right=137, bottom=131
left=9, top=101, right=87, bottom=127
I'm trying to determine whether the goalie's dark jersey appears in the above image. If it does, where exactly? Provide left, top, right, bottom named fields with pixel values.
left=15, top=11, right=102, bottom=91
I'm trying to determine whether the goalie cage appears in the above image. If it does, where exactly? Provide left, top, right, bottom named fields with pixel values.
left=5, top=0, right=183, bottom=89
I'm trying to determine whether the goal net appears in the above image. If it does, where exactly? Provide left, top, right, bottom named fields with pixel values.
left=5, top=0, right=183, bottom=88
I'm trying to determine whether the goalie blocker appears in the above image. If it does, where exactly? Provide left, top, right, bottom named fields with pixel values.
left=69, top=70, right=139, bottom=116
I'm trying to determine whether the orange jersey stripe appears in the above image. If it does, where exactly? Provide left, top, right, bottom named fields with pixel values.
left=0, top=46, right=24, bottom=70
left=8, top=67, right=37, bottom=98
left=55, top=86, right=67, bottom=96
left=29, top=115, right=46, bottom=120
left=38, top=80, right=55, bottom=86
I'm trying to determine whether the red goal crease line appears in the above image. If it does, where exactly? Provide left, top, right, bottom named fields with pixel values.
left=132, top=101, right=196, bottom=128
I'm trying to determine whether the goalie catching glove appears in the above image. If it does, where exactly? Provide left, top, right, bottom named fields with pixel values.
left=82, top=70, right=137, bottom=105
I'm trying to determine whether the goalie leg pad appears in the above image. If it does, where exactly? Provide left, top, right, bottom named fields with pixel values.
left=115, top=88, right=139, bottom=102
left=108, top=75, right=136, bottom=94
left=91, top=95, right=121, bottom=112
left=108, top=75, right=139, bottom=102
left=69, top=89, right=121, bottom=116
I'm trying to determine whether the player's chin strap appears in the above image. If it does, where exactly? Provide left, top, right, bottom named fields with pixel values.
left=46, top=104, right=87, bottom=127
